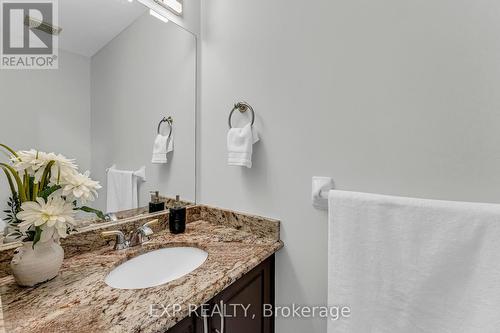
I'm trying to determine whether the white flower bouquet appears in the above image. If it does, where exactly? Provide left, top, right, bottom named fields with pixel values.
left=1, top=144, right=104, bottom=246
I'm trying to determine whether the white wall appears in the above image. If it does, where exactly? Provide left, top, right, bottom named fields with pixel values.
left=91, top=13, right=196, bottom=212
left=0, top=50, right=91, bottom=228
left=199, top=0, right=500, bottom=332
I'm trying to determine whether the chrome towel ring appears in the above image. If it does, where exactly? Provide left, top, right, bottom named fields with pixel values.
left=228, top=102, right=255, bottom=128
left=157, top=116, right=173, bottom=140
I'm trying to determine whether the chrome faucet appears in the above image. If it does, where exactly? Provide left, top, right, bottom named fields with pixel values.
left=101, top=230, right=129, bottom=250
left=129, top=219, right=158, bottom=246
left=101, top=219, right=159, bottom=250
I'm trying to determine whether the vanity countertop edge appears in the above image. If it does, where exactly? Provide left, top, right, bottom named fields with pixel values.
left=0, top=205, right=282, bottom=333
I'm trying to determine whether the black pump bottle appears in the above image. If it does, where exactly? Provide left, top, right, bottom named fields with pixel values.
left=169, top=195, right=186, bottom=234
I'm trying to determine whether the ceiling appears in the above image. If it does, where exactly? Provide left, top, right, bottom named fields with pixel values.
left=58, top=0, right=147, bottom=57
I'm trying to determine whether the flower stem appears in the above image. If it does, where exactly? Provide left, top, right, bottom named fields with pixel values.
left=0, top=144, right=18, bottom=159
left=0, top=163, right=26, bottom=202
left=33, top=182, right=39, bottom=199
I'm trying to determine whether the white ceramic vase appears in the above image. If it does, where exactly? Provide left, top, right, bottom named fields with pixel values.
left=10, top=240, right=64, bottom=287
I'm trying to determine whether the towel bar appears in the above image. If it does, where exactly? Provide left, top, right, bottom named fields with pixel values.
left=228, top=101, right=255, bottom=128
left=312, top=176, right=334, bottom=210
left=318, top=189, right=330, bottom=199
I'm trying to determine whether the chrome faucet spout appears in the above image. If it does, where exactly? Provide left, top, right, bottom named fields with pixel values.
left=101, top=219, right=159, bottom=250
left=129, top=219, right=159, bottom=247
left=101, top=230, right=129, bottom=250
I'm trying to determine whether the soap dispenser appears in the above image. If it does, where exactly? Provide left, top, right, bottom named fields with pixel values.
left=149, top=191, right=165, bottom=213
left=169, top=195, right=186, bottom=234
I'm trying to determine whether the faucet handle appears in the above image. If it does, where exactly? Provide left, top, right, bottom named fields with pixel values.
left=101, top=230, right=129, bottom=250
left=140, top=219, right=159, bottom=238
left=128, top=219, right=160, bottom=247
left=143, top=219, right=159, bottom=228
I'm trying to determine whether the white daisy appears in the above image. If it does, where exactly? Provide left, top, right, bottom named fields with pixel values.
left=45, top=152, right=78, bottom=184
left=12, top=150, right=78, bottom=184
left=62, top=171, right=102, bottom=204
left=16, top=195, right=75, bottom=241
left=11, top=149, right=46, bottom=181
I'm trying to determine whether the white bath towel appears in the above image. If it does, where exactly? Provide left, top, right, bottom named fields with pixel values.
left=227, top=123, right=259, bottom=168
left=328, top=190, right=500, bottom=333
left=152, top=133, right=174, bottom=164
left=106, top=165, right=146, bottom=213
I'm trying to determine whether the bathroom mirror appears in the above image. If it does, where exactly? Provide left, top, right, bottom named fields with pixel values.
left=0, top=0, right=196, bottom=244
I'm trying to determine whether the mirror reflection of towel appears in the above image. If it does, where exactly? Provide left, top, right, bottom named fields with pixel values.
left=106, top=165, right=146, bottom=213
left=152, top=133, right=174, bottom=164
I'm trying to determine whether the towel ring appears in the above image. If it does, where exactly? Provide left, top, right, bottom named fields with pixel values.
left=228, top=102, right=255, bottom=128
left=157, top=116, right=173, bottom=140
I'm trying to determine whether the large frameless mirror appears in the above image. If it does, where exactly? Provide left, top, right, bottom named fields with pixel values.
left=0, top=0, right=196, bottom=246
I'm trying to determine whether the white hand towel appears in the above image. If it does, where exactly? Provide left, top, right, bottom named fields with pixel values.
left=328, top=190, right=500, bottom=333
left=152, top=133, right=174, bottom=164
left=227, top=123, right=259, bottom=168
left=106, top=166, right=146, bottom=213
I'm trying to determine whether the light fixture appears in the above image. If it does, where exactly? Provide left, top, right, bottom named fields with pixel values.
left=149, top=8, right=169, bottom=23
left=136, top=0, right=171, bottom=23
left=154, top=0, right=182, bottom=15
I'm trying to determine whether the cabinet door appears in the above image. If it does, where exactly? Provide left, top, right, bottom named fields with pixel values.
left=211, top=255, right=275, bottom=333
left=166, top=309, right=206, bottom=333
left=168, top=255, right=275, bottom=333
left=166, top=315, right=194, bottom=333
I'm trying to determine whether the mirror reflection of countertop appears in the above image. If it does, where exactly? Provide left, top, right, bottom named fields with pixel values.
left=0, top=206, right=282, bottom=333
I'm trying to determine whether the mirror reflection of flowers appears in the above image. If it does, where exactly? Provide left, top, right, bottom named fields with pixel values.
left=1, top=144, right=104, bottom=246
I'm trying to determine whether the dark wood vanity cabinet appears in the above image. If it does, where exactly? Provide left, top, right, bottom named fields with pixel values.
left=167, top=255, right=275, bottom=333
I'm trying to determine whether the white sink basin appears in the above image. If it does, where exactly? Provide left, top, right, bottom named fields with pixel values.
left=105, top=247, right=208, bottom=289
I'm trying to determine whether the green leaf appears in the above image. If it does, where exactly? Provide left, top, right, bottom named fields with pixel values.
left=38, top=185, right=61, bottom=200
left=3, top=195, right=21, bottom=229
left=25, top=230, right=35, bottom=241
left=76, top=206, right=105, bottom=220
left=32, top=226, right=42, bottom=247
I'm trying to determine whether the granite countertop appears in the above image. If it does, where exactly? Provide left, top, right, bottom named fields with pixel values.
left=0, top=212, right=282, bottom=333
